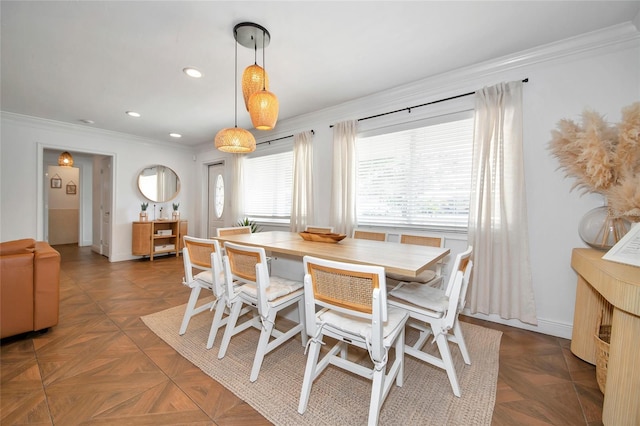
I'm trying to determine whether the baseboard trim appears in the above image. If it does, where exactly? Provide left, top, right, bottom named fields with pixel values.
left=462, top=309, right=573, bottom=339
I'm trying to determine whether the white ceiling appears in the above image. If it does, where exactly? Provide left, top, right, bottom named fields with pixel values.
left=2, top=1, right=639, bottom=147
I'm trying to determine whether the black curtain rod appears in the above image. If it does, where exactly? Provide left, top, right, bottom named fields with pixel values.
left=329, top=78, right=529, bottom=128
left=256, top=129, right=315, bottom=146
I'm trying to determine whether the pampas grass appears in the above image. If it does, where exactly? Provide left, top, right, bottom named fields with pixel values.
left=549, top=102, right=640, bottom=219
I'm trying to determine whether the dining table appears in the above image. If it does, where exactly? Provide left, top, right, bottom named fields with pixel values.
left=213, top=231, right=449, bottom=278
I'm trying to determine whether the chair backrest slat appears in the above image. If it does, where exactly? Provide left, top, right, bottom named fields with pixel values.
left=305, top=226, right=334, bottom=234
left=217, top=226, right=252, bottom=237
left=400, top=234, right=443, bottom=247
left=353, top=230, right=387, bottom=241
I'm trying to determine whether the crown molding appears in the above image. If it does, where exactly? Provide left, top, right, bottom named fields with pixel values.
left=275, top=22, right=640, bottom=132
left=1, top=111, right=195, bottom=152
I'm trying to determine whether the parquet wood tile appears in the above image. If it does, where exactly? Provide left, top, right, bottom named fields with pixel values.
left=0, top=244, right=603, bottom=425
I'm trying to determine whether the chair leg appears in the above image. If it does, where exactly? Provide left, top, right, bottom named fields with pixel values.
left=298, top=298, right=308, bottom=347
left=298, top=339, right=322, bottom=414
left=206, top=301, right=226, bottom=349
left=435, top=332, right=461, bottom=397
left=217, top=301, right=243, bottom=359
left=452, top=320, right=471, bottom=365
left=368, top=368, right=386, bottom=426
left=395, top=328, right=405, bottom=387
left=179, top=286, right=202, bottom=335
left=250, top=310, right=277, bottom=382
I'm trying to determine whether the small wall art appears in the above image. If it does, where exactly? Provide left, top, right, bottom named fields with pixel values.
left=51, top=174, right=62, bottom=188
left=66, top=181, right=77, bottom=195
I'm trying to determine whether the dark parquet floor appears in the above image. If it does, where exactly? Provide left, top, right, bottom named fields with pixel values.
left=1, top=244, right=603, bottom=425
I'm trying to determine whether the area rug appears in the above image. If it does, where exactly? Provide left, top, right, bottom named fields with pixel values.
left=142, top=302, right=502, bottom=426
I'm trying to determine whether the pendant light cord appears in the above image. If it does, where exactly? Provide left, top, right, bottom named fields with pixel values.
left=234, top=34, right=238, bottom=128
left=262, top=30, right=266, bottom=91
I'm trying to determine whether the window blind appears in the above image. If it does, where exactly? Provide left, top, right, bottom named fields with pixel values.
left=244, top=150, right=293, bottom=220
left=356, top=113, right=474, bottom=230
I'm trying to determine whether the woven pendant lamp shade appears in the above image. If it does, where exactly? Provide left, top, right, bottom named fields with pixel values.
left=242, top=64, right=269, bottom=111
left=248, top=90, right=279, bottom=130
left=214, top=127, right=256, bottom=153
left=58, top=151, right=74, bottom=167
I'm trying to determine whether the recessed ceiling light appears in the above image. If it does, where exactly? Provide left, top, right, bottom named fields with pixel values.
left=169, top=133, right=182, bottom=138
left=126, top=111, right=141, bottom=118
left=183, top=67, right=202, bottom=78
left=80, top=119, right=95, bottom=124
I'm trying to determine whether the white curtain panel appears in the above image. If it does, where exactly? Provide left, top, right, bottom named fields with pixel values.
left=330, top=120, right=357, bottom=236
left=230, top=154, right=245, bottom=223
left=290, top=130, right=315, bottom=232
left=468, top=81, right=538, bottom=325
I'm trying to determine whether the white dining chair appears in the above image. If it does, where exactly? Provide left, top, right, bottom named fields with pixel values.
left=180, top=236, right=228, bottom=347
left=387, top=246, right=473, bottom=397
left=216, top=226, right=252, bottom=237
left=217, top=241, right=307, bottom=382
left=385, top=233, right=446, bottom=288
left=298, top=255, right=408, bottom=426
left=304, top=225, right=334, bottom=233
left=353, top=229, right=387, bottom=241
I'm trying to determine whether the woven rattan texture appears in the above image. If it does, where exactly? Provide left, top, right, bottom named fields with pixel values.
left=228, top=249, right=259, bottom=282
left=353, top=230, right=387, bottom=241
left=185, top=241, right=215, bottom=268
left=400, top=234, right=442, bottom=247
left=311, top=268, right=375, bottom=314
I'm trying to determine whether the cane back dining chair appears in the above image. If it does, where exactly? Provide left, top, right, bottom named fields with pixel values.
left=216, top=225, right=252, bottom=237
left=180, top=236, right=229, bottom=348
left=217, top=241, right=307, bottom=382
left=304, top=225, right=334, bottom=233
left=385, top=233, right=446, bottom=288
left=353, top=229, right=387, bottom=241
left=299, top=256, right=409, bottom=426
left=387, top=246, right=473, bottom=397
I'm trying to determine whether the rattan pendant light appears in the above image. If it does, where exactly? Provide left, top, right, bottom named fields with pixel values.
left=248, top=28, right=279, bottom=130
left=242, top=43, right=269, bottom=111
left=58, top=151, right=74, bottom=167
left=214, top=24, right=256, bottom=153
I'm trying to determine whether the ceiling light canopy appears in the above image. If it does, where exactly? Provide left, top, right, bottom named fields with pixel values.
left=58, top=151, right=74, bottom=167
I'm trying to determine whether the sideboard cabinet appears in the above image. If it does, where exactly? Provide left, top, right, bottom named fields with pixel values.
left=571, top=248, right=640, bottom=425
left=132, top=220, right=187, bottom=260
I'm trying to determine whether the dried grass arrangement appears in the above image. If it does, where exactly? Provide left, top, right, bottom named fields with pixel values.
left=549, top=102, right=640, bottom=220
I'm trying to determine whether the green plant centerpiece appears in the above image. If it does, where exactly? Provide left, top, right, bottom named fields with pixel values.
left=139, top=202, right=149, bottom=221
left=236, top=217, right=261, bottom=233
left=172, top=202, right=180, bottom=211
left=140, top=202, right=149, bottom=212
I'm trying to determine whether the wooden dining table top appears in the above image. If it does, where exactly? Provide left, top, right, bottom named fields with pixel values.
left=213, top=231, right=449, bottom=278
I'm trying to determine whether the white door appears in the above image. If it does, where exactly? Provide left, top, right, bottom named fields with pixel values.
left=208, top=162, right=226, bottom=238
left=100, top=156, right=112, bottom=257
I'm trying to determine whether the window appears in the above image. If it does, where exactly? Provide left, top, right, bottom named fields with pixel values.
left=244, top=150, right=293, bottom=222
left=356, top=111, right=474, bottom=230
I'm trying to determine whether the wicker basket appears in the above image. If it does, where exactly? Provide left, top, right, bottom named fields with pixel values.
left=594, top=314, right=611, bottom=394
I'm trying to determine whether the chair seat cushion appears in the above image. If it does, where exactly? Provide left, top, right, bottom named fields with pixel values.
left=389, top=282, right=448, bottom=313
left=239, top=275, right=303, bottom=301
left=386, top=268, right=436, bottom=284
left=194, top=270, right=224, bottom=287
left=317, top=306, right=408, bottom=342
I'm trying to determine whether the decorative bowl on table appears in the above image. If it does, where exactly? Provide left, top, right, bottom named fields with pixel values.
left=299, top=232, right=347, bottom=243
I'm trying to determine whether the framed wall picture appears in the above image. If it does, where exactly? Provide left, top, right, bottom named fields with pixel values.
left=66, top=181, right=77, bottom=195
left=51, top=175, right=62, bottom=188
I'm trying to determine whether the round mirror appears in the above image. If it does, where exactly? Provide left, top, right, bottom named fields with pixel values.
left=137, top=165, right=180, bottom=202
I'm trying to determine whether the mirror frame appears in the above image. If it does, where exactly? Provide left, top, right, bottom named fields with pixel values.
left=137, top=165, right=181, bottom=203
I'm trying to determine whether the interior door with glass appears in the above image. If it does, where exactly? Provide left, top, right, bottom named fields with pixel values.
left=100, top=156, right=112, bottom=258
left=208, top=162, right=226, bottom=238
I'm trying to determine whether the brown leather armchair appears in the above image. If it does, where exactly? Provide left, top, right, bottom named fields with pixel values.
left=0, top=238, right=60, bottom=338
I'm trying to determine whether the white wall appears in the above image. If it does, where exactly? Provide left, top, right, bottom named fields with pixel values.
left=1, top=23, right=637, bottom=337
left=0, top=115, right=197, bottom=261
left=194, top=24, right=640, bottom=338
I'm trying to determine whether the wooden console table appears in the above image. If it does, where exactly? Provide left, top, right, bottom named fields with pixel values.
left=132, top=220, right=187, bottom=260
left=571, top=248, right=640, bottom=425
